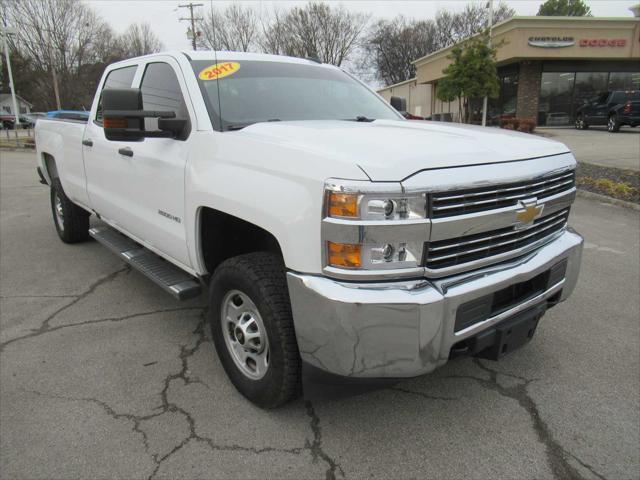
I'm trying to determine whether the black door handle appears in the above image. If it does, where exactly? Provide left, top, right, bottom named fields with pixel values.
left=82, top=139, right=93, bottom=147
left=118, top=147, right=133, bottom=157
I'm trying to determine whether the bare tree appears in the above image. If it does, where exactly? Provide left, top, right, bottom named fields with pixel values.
left=1, top=0, right=163, bottom=110
left=2, top=0, right=116, bottom=109
left=261, top=2, right=369, bottom=66
left=119, top=23, right=163, bottom=58
left=448, top=2, right=515, bottom=41
left=258, top=8, right=290, bottom=56
left=363, top=16, right=439, bottom=86
left=198, top=4, right=258, bottom=52
left=363, top=1, right=515, bottom=86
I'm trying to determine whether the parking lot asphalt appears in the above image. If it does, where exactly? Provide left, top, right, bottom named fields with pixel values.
left=1, top=150, right=639, bottom=480
left=538, top=127, right=640, bottom=171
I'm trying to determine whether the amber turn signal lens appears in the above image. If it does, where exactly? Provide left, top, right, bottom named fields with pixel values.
left=328, top=242, right=362, bottom=268
left=328, top=192, right=359, bottom=218
left=104, top=117, right=127, bottom=128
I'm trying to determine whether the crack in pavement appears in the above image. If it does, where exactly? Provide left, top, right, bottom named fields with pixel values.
left=0, top=265, right=131, bottom=353
left=305, top=401, right=345, bottom=480
left=0, top=294, right=79, bottom=299
left=0, top=304, right=203, bottom=353
left=6, top=285, right=344, bottom=479
left=23, top=388, right=162, bottom=458
left=389, top=386, right=460, bottom=401
left=442, top=359, right=607, bottom=480
left=146, top=315, right=313, bottom=479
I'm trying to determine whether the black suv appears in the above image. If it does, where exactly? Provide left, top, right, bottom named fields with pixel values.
left=575, top=90, right=640, bottom=132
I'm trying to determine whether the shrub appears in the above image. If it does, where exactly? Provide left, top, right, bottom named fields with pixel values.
left=500, top=117, right=536, bottom=133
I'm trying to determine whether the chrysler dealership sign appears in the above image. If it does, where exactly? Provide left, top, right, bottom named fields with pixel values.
left=528, top=36, right=575, bottom=48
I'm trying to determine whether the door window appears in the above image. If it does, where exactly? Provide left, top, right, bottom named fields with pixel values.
left=95, top=65, right=138, bottom=125
left=140, top=62, right=189, bottom=132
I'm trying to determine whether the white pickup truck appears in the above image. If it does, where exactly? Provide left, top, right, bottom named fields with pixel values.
left=35, top=51, right=583, bottom=407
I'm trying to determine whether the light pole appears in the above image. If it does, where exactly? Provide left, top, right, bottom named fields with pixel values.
left=1, top=25, right=20, bottom=127
left=481, top=0, right=494, bottom=127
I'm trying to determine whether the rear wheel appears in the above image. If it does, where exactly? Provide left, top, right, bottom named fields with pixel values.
left=208, top=252, right=301, bottom=408
left=50, top=178, right=90, bottom=243
left=607, top=114, right=620, bottom=133
left=575, top=115, right=589, bottom=130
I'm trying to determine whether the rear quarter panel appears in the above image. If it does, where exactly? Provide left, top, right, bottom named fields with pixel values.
left=36, top=119, right=90, bottom=208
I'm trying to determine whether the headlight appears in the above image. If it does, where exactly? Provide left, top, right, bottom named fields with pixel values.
left=326, top=191, right=427, bottom=220
left=322, top=180, right=430, bottom=279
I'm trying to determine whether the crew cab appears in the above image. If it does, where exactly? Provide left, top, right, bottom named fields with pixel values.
left=575, top=90, right=640, bottom=132
left=35, top=51, right=583, bottom=408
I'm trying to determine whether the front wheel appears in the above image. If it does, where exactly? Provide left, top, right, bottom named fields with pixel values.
left=208, top=252, right=301, bottom=408
left=50, top=178, right=90, bottom=243
left=607, top=114, right=621, bottom=133
left=575, top=115, right=589, bottom=130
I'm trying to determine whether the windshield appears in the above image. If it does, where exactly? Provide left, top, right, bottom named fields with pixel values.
left=190, top=59, right=401, bottom=130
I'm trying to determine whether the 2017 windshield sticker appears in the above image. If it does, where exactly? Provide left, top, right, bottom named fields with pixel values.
left=198, top=62, right=240, bottom=80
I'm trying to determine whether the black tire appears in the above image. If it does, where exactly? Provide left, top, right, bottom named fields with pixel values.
left=607, top=114, right=620, bottom=133
left=50, top=178, right=90, bottom=243
left=575, top=115, right=589, bottom=130
left=208, top=252, right=301, bottom=408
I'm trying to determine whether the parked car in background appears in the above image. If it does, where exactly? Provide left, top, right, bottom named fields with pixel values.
left=545, top=112, right=571, bottom=126
left=46, top=110, right=90, bottom=121
left=0, top=113, right=45, bottom=129
left=22, top=112, right=46, bottom=127
left=575, top=90, right=640, bottom=132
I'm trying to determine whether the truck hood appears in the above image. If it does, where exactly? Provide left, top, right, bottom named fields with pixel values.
left=238, top=119, right=570, bottom=182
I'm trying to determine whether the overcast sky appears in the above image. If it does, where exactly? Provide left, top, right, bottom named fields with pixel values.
left=89, top=0, right=639, bottom=51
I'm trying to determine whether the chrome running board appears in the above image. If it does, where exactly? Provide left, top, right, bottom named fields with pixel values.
left=89, top=226, right=201, bottom=300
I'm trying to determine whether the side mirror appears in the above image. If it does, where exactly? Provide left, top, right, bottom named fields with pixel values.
left=102, top=88, right=188, bottom=141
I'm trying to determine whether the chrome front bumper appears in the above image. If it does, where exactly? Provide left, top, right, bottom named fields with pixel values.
left=287, top=228, right=583, bottom=379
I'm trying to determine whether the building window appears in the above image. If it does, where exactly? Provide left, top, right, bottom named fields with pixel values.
left=538, top=72, right=575, bottom=126
left=573, top=72, right=609, bottom=116
left=608, top=72, right=640, bottom=90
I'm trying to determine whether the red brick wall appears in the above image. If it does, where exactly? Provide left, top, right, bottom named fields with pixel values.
left=516, top=61, right=542, bottom=121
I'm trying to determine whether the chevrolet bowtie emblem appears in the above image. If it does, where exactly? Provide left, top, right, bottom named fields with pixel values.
left=515, top=199, right=544, bottom=228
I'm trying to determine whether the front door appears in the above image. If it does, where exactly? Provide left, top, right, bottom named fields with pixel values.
left=83, top=58, right=193, bottom=268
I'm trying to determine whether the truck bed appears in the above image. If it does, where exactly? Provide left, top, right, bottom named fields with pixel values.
left=35, top=118, right=90, bottom=209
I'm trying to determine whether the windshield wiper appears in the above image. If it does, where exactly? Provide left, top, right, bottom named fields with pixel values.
left=343, top=116, right=375, bottom=122
left=225, top=119, right=281, bottom=131
left=226, top=123, right=251, bottom=131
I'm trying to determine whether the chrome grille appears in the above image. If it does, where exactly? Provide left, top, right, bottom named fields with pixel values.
left=430, top=170, right=575, bottom=218
left=424, top=208, right=570, bottom=270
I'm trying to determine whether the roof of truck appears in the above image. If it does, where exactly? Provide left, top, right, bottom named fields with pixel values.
left=109, top=50, right=333, bottom=68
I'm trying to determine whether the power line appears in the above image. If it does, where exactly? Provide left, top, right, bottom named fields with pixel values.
left=178, top=3, right=203, bottom=51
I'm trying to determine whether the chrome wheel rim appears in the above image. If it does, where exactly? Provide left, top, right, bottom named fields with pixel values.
left=221, top=290, right=269, bottom=380
left=608, top=117, right=615, bottom=131
left=54, top=193, right=64, bottom=231
left=575, top=117, right=584, bottom=129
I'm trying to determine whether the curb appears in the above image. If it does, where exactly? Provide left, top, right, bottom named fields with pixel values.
left=577, top=188, right=640, bottom=211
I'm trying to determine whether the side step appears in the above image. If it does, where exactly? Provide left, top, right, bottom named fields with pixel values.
left=89, top=226, right=202, bottom=300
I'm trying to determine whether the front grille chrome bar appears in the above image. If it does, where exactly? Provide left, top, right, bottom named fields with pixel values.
left=429, top=209, right=568, bottom=253
left=431, top=170, right=575, bottom=217
left=425, top=209, right=570, bottom=271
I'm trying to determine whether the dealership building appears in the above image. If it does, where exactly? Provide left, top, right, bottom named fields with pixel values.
left=378, top=16, right=640, bottom=126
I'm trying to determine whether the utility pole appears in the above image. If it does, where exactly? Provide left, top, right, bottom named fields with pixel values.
left=1, top=24, right=20, bottom=127
left=481, top=0, right=494, bottom=127
left=179, top=3, right=203, bottom=51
